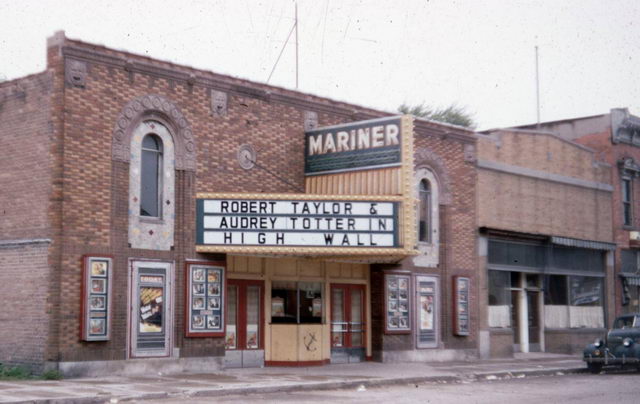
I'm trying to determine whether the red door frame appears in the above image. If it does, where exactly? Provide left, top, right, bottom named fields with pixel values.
left=226, top=279, right=265, bottom=351
left=330, top=283, right=366, bottom=348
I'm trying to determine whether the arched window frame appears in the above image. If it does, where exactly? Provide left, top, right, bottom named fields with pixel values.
left=128, top=120, right=176, bottom=251
left=414, top=167, right=440, bottom=267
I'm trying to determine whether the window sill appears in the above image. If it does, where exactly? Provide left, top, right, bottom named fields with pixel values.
left=139, top=217, right=165, bottom=225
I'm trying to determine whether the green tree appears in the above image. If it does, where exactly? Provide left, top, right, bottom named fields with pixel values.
left=398, top=103, right=476, bottom=129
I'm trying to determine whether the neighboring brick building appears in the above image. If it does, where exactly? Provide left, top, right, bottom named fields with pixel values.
left=515, top=109, right=640, bottom=318
left=0, top=32, right=477, bottom=375
left=476, top=129, right=615, bottom=357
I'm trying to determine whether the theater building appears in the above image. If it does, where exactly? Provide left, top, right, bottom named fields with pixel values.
left=476, top=129, right=615, bottom=357
left=0, top=32, right=477, bottom=376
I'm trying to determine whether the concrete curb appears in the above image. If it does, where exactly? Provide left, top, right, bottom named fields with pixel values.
left=4, top=365, right=588, bottom=404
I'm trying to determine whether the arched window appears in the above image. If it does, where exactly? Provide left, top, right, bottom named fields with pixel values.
left=140, top=134, right=163, bottom=217
left=419, top=179, right=431, bottom=243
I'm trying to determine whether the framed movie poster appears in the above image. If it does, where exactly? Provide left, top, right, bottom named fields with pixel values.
left=416, top=275, right=439, bottom=348
left=81, top=255, right=113, bottom=341
left=185, top=261, right=225, bottom=337
left=453, top=276, right=470, bottom=336
left=385, top=273, right=411, bottom=334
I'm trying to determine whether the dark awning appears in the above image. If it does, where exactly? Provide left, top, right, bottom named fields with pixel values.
left=551, top=236, right=616, bottom=251
left=621, top=273, right=640, bottom=286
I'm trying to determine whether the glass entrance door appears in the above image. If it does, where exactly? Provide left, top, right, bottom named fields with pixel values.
left=330, top=284, right=365, bottom=363
left=130, top=261, right=172, bottom=358
left=225, top=279, right=264, bottom=368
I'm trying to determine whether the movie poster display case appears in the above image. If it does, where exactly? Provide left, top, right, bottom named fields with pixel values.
left=384, top=272, right=411, bottom=333
left=453, top=276, right=470, bottom=336
left=185, top=261, right=226, bottom=337
left=81, top=255, right=113, bottom=341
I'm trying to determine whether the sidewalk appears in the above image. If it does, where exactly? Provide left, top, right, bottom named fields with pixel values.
left=0, top=354, right=586, bottom=404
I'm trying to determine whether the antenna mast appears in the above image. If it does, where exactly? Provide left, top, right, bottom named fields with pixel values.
left=266, top=2, right=299, bottom=88
left=295, top=1, right=299, bottom=89
left=535, top=45, right=540, bottom=128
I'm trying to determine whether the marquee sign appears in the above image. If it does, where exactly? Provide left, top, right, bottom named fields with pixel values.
left=305, top=116, right=402, bottom=175
left=196, top=195, right=400, bottom=252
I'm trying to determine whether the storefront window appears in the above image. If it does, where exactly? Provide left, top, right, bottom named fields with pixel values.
left=488, top=270, right=511, bottom=328
left=543, top=274, right=604, bottom=328
left=570, top=276, right=603, bottom=306
left=544, top=275, right=568, bottom=305
left=271, top=281, right=322, bottom=324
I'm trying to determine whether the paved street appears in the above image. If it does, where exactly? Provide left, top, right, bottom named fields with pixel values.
left=157, top=372, right=640, bottom=404
left=0, top=354, right=588, bottom=403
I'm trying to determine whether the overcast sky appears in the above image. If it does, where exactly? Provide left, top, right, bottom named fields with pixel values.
left=1, top=0, right=638, bottom=129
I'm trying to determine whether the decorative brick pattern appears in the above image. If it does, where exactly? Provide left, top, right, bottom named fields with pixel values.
left=0, top=33, right=478, bottom=370
left=112, top=94, right=196, bottom=171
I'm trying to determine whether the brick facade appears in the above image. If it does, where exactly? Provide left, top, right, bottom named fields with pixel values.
left=477, top=129, right=613, bottom=242
left=0, top=33, right=477, bottom=373
left=517, top=111, right=640, bottom=317
left=0, top=241, right=51, bottom=372
left=477, top=128, right=615, bottom=356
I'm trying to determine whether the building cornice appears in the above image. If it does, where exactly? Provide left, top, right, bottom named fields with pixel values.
left=477, top=159, right=613, bottom=192
left=58, top=40, right=476, bottom=143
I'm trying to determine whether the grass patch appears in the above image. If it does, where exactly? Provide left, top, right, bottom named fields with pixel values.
left=0, top=363, right=63, bottom=380
left=0, top=364, right=31, bottom=380
left=41, top=370, right=63, bottom=380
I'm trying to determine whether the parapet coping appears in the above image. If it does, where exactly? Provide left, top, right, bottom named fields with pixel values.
left=0, top=238, right=52, bottom=248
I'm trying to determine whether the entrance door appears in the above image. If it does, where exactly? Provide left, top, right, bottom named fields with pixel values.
left=511, top=290, right=520, bottom=351
left=527, top=290, right=541, bottom=352
left=225, top=279, right=264, bottom=368
left=330, top=284, right=365, bottom=363
left=130, top=261, right=172, bottom=358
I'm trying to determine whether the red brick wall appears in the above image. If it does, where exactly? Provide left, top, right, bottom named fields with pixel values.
left=0, top=72, right=54, bottom=240
left=0, top=242, right=51, bottom=372
left=0, top=68, right=62, bottom=371
left=573, top=130, right=640, bottom=317
left=371, top=128, right=478, bottom=354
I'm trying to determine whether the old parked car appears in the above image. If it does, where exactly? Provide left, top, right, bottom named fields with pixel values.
left=583, top=313, right=640, bottom=373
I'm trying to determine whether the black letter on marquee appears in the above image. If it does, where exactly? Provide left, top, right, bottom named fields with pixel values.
left=369, top=203, right=378, bottom=215
left=221, top=201, right=229, bottom=213
left=276, top=233, right=284, bottom=244
left=258, top=233, right=266, bottom=244
left=324, top=234, right=334, bottom=245
left=224, top=232, right=232, bottom=244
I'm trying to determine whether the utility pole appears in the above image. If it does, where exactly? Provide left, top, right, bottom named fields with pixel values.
left=535, top=45, right=540, bottom=129
left=295, top=1, right=299, bottom=89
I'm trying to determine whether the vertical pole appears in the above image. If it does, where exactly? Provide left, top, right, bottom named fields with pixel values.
left=295, top=1, right=299, bottom=89
left=535, top=45, right=540, bottom=129
left=519, top=273, right=529, bottom=353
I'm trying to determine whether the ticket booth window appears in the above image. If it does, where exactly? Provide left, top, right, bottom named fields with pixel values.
left=271, top=281, right=322, bottom=324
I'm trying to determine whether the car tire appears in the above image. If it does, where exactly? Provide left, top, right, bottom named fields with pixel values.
left=587, top=363, right=602, bottom=374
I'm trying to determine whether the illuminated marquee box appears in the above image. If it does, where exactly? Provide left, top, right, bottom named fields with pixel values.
left=197, top=198, right=398, bottom=248
left=196, top=195, right=400, bottom=251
